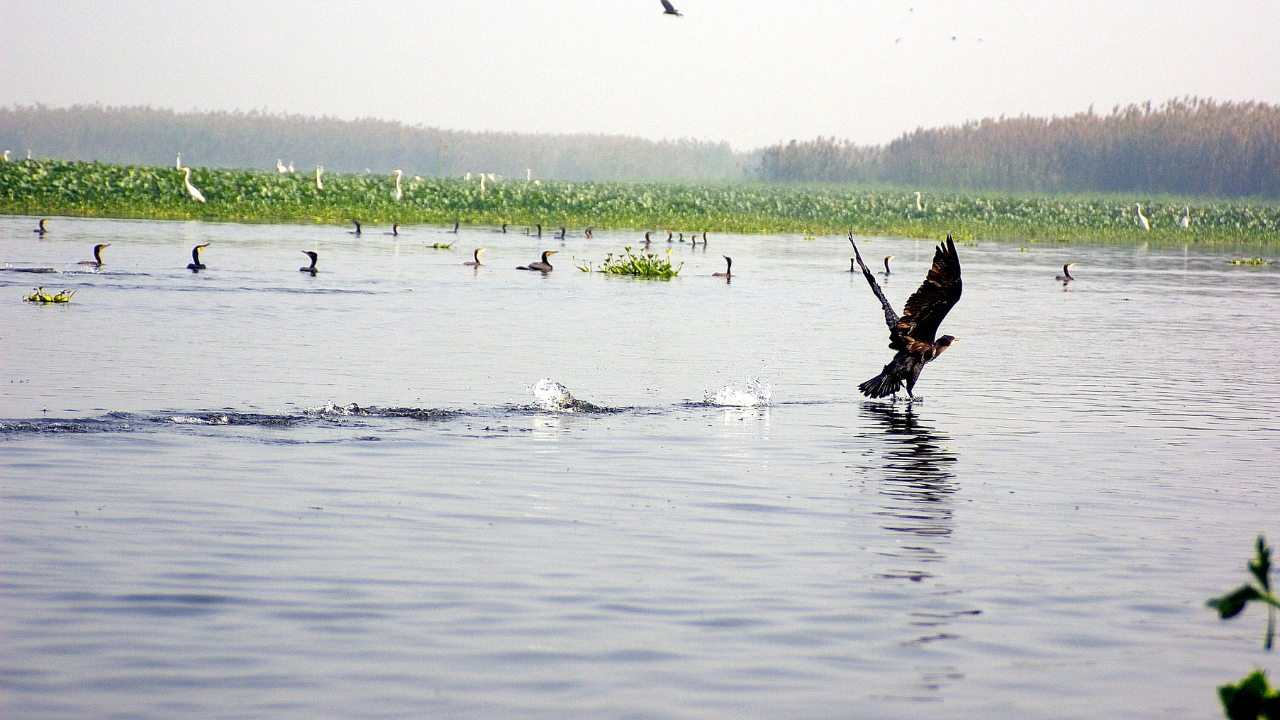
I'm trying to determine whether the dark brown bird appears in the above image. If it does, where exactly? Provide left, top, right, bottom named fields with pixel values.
left=187, top=243, right=210, bottom=271
left=300, top=250, right=318, bottom=275
left=1056, top=263, right=1075, bottom=282
left=518, top=250, right=557, bottom=272
left=554, top=226, right=567, bottom=240
left=385, top=223, right=400, bottom=236
left=349, top=220, right=362, bottom=236
left=712, top=256, right=732, bottom=278
left=661, top=0, right=683, bottom=16
left=851, top=235, right=962, bottom=399
left=448, top=220, right=460, bottom=233
left=465, top=248, right=486, bottom=267
left=883, top=255, right=894, bottom=276
left=34, top=219, right=48, bottom=236
left=78, top=244, right=110, bottom=266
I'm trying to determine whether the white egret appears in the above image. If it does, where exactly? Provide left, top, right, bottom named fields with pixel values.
left=288, top=162, right=295, bottom=173
left=315, top=165, right=324, bottom=190
left=479, top=174, right=485, bottom=193
left=183, top=167, right=206, bottom=203
left=277, top=159, right=288, bottom=174
left=526, top=168, right=532, bottom=181
left=393, top=169, right=403, bottom=201
left=1135, top=203, right=1150, bottom=231
left=914, top=191, right=923, bottom=211
left=1179, top=206, right=1190, bottom=228
left=175, top=153, right=182, bottom=169
left=2, top=150, right=9, bottom=162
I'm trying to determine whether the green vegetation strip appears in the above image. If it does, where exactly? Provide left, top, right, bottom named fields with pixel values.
left=3, top=160, right=1279, bottom=245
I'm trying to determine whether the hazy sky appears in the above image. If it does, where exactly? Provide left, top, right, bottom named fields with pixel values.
left=3, top=1, right=1278, bottom=148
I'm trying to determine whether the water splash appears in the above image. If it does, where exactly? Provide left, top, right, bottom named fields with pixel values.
left=528, top=379, right=614, bottom=413
left=704, top=377, right=772, bottom=407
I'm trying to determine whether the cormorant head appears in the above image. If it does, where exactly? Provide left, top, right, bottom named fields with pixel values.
left=302, top=250, right=318, bottom=265
left=193, top=243, right=209, bottom=259
left=542, top=250, right=557, bottom=261
left=935, top=336, right=960, bottom=354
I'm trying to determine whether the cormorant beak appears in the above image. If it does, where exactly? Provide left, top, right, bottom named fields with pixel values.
left=547, top=251, right=557, bottom=256
left=886, top=255, right=895, bottom=261
left=1066, top=263, right=1076, bottom=269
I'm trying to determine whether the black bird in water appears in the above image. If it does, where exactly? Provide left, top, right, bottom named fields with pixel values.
left=518, top=250, right=557, bottom=273
left=448, top=220, right=460, bottom=233
left=1056, top=263, right=1075, bottom=282
left=78, top=244, right=110, bottom=267
left=464, top=248, right=485, bottom=267
left=554, top=226, right=567, bottom=240
left=300, top=251, right=318, bottom=275
left=661, top=0, right=683, bottom=16
left=712, top=256, right=732, bottom=278
left=385, top=223, right=400, bottom=236
left=349, top=220, right=362, bottom=236
left=501, top=223, right=508, bottom=234
left=536, top=223, right=543, bottom=238
left=851, top=235, right=962, bottom=399
left=187, top=243, right=210, bottom=271
left=34, top=219, right=48, bottom=236
left=882, top=255, right=894, bottom=276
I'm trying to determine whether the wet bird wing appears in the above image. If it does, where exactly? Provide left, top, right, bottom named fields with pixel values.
left=896, top=236, right=962, bottom=346
left=850, top=236, right=900, bottom=333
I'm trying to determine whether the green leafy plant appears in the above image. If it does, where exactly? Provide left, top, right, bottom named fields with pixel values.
left=23, top=286, right=74, bottom=303
left=1228, top=257, right=1271, bottom=266
left=575, top=247, right=682, bottom=280
left=1209, top=536, right=1279, bottom=720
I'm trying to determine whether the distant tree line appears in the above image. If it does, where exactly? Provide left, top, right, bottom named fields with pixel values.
left=0, top=104, right=746, bottom=181
left=758, top=98, right=1280, bottom=198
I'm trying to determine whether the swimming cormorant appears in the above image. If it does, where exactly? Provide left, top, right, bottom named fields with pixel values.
left=518, top=250, right=557, bottom=272
left=851, top=235, right=962, bottom=399
left=537, top=223, right=543, bottom=238
left=300, top=251, right=318, bottom=275
left=349, top=220, right=362, bottom=236
left=666, top=230, right=673, bottom=243
left=661, top=0, right=682, bottom=16
left=34, top=219, right=48, bottom=235
left=187, top=243, right=210, bottom=271
left=501, top=223, right=508, bottom=234
left=554, top=226, right=567, bottom=240
left=712, top=256, right=732, bottom=277
left=465, top=248, right=486, bottom=266
left=449, top=221, right=460, bottom=233
left=883, top=255, right=894, bottom=276
left=385, top=223, right=400, bottom=236
left=584, top=226, right=594, bottom=239
left=78, top=244, right=110, bottom=266
left=1056, top=263, right=1075, bottom=282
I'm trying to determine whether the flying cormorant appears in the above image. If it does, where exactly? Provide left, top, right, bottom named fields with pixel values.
left=518, top=250, right=557, bottom=272
left=78, top=244, right=110, bottom=266
left=187, top=244, right=210, bottom=271
left=661, top=0, right=682, bottom=16
left=851, top=235, right=962, bottom=399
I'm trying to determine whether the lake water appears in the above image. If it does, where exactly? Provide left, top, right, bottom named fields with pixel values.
left=1, top=215, right=1277, bottom=719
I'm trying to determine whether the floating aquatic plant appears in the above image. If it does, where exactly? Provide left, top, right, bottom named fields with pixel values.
left=1228, top=257, right=1271, bottom=266
left=431, top=242, right=453, bottom=249
left=23, top=286, right=74, bottom=303
left=575, top=247, right=682, bottom=279
left=1208, top=535, right=1278, bottom=719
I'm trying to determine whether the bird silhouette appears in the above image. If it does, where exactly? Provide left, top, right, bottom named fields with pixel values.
left=661, top=0, right=682, bottom=16
left=300, top=251, right=318, bottom=275
left=34, top=218, right=48, bottom=235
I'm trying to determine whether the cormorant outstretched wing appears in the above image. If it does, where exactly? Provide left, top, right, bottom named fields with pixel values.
left=661, top=0, right=683, bottom=16
left=897, top=236, right=962, bottom=345
left=850, top=235, right=900, bottom=332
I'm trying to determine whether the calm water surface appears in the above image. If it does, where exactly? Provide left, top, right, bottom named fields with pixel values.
left=1, top=216, right=1277, bottom=719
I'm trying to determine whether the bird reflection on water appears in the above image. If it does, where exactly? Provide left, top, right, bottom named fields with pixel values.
left=862, top=402, right=958, bottom=544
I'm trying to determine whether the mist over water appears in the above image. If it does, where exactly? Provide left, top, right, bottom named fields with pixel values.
left=1, top=216, right=1277, bottom=719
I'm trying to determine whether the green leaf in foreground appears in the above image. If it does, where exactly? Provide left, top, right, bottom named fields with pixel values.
left=1218, top=670, right=1280, bottom=720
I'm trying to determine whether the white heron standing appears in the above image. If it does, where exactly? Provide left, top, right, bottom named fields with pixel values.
left=393, top=169, right=403, bottom=201
left=183, top=167, right=206, bottom=203
left=277, top=159, right=289, bottom=174
left=526, top=168, right=532, bottom=181
left=914, top=191, right=923, bottom=211
left=175, top=153, right=182, bottom=169
left=1135, top=203, right=1150, bottom=231
left=315, top=165, right=324, bottom=190
left=479, top=173, right=485, bottom=193
left=288, top=162, right=295, bottom=173
left=1179, top=206, right=1190, bottom=228
left=2, top=150, right=10, bottom=162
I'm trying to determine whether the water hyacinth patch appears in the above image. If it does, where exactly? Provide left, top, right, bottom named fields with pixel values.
left=575, top=247, right=682, bottom=279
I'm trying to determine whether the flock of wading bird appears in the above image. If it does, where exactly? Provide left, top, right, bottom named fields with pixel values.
left=20, top=216, right=1081, bottom=401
